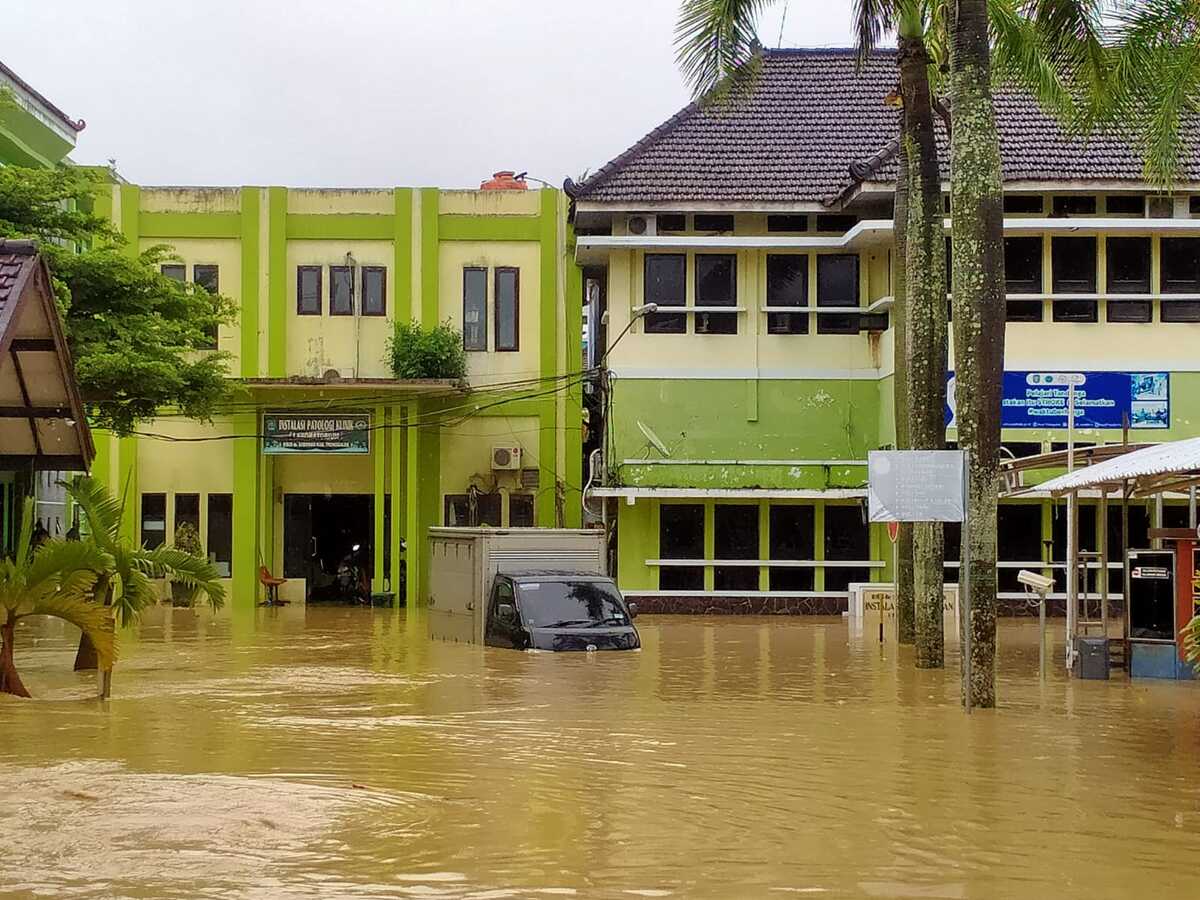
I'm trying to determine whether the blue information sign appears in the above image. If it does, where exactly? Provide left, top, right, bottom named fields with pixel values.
left=947, top=371, right=1169, bottom=430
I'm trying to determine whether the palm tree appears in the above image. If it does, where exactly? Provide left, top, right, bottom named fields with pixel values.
left=64, top=475, right=225, bottom=697
left=0, top=503, right=114, bottom=698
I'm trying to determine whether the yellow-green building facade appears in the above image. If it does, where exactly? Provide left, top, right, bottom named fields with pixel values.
left=91, top=183, right=583, bottom=609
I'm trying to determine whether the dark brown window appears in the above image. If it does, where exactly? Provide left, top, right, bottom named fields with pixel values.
left=1005, top=237, right=1043, bottom=294
left=1191, top=196, right=1200, bottom=217
left=494, top=267, right=519, bottom=351
left=824, top=505, right=870, bottom=592
left=816, top=254, right=859, bottom=334
left=766, top=254, right=808, bottom=335
left=443, top=493, right=500, bottom=526
left=207, top=494, right=233, bottom=576
left=1052, top=236, right=1097, bottom=321
left=1004, top=194, right=1044, bottom=215
left=769, top=505, right=815, bottom=592
left=330, top=265, right=354, bottom=316
left=694, top=254, right=737, bottom=334
left=693, top=214, right=733, bottom=232
left=509, top=494, right=535, bottom=527
left=193, top=264, right=220, bottom=348
left=477, top=493, right=501, bottom=527
left=174, top=492, right=200, bottom=534
left=445, top=495, right=470, bottom=526
left=161, top=263, right=186, bottom=281
left=463, top=267, right=487, bottom=350
left=1107, top=300, right=1152, bottom=323
left=657, top=214, right=686, bottom=232
left=1161, top=237, right=1200, bottom=292
left=362, top=266, right=386, bottom=316
left=816, top=215, right=857, bottom=233
left=1052, top=195, right=1097, bottom=217
left=1106, top=195, right=1145, bottom=216
left=644, top=254, right=687, bottom=334
left=1106, top=237, right=1151, bottom=293
left=767, top=214, right=808, bottom=233
left=297, top=266, right=322, bottom=315
left=714, top=504, right=758, bottom=591
left=998, top=504, right=1045, bottom=592
left=1161, top=300, right=1200, bottom=322
left=141, top=493, right=166, bottom=549
left=660, top=504, right=704, bottom=591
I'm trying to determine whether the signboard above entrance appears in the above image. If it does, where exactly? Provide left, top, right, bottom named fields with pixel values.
left=263, top=412, right=370, bottom=454
left=947, top=371, right=1170, bottom=430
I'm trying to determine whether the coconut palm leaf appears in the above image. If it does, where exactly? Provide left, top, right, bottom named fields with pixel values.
left=675, top=0, right=773, bottom=99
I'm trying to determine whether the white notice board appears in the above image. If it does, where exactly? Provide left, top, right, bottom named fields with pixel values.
left=868, top=450, right=966, bottom=523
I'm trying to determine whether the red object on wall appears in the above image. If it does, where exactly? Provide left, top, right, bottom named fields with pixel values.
left=481, top=171, right=528, bottom=191
left=1175, top=540, right=1197, bottom=661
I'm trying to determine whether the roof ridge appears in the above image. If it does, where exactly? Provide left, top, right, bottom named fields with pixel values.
left=764, top=46, right=896, bottom=56
left=0, top=239, right=37, bottom=256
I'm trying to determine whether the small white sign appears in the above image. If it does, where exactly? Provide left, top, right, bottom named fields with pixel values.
left=868, top=450, right=966, bottom=523
left=1026, top=372, right=1086, bottom=387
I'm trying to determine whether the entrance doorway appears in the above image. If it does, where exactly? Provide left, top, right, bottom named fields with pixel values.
left=283, top=494, right=374, bottom=602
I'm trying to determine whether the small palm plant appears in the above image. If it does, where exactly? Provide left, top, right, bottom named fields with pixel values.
left=0, top=504, right=115, bottom=698
left=64, top=475, right=226, bottom=695
left=1185, top=578, right=1200, bottom=666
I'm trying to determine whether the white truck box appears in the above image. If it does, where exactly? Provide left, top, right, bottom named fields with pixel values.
left=427, top=528, right=606, bottom=644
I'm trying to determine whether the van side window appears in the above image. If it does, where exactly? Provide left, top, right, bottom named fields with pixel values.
left=492, top=579, right=515, bottom=612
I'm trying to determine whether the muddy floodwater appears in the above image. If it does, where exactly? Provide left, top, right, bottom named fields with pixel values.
left=2, top=609, right=1199, bottom=899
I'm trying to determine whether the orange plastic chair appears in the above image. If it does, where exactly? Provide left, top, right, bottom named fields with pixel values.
left=259, top=565, right=287, bottom=605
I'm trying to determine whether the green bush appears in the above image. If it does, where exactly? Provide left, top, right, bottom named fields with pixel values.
left=387, top=320, right=468, bottom=380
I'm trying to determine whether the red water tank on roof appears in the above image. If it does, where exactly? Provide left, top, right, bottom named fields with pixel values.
left=481, top=171, right=528, bottom=190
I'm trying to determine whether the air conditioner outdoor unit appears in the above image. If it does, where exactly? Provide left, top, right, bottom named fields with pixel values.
left=492, top=445, right=522, bottom=471
left=627, top=214, right=657, bottom=237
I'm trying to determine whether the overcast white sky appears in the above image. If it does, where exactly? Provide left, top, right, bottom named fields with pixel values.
left=3, top=1, right=858, bottom=188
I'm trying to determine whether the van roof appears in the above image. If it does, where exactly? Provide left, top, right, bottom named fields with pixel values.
left=504, top=571, right=614, bottom=582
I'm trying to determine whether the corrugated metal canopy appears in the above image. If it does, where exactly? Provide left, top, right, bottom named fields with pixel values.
left=1036, top=438, right=1200, bottom=496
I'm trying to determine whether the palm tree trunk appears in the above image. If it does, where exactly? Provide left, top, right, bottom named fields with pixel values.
left=950, top=0, right=1005, bottom=708
left=893, top=127, right=916, bottom=647
left=1, top=612, right=31, bottom=698
left=74, top=574, right=110, bottom=672
left=899, top=35, right=948, bottom=669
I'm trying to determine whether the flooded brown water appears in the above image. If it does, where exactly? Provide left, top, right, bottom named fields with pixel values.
left=2, top=609, right=1199, bottom=899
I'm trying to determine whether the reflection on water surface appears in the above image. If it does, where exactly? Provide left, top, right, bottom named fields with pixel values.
left=2, top=608, right=1199, bottom=898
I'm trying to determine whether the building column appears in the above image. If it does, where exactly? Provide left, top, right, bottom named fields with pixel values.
left=116, top=434, right=139, bottom=546
left=390, top=404, right=404, bottom=601
left=758, top=501, right=770, bottom=592
left=814, top=501, right=826, bottom=592
left=404, top=403, right=424, bottom=605
left=703, top=500, right=715, bottom=592
left=373, top=404, right=387, bottom=592
left=231, top=412, right=260, bottom=609
left=538, top=398, right=557, bottom=526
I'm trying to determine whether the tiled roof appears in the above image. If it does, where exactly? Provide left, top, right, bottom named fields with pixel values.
left=572, top=48, right=1200, bottom=205
left=0, top=239, right=37, bottom=315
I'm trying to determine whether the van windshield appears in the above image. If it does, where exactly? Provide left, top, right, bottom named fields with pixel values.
left=516, top=580, right=628, bottom=628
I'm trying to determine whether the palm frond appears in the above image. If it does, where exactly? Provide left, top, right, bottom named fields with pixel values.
left=63, top=475, right=126, bottom=546
left=675, top=0, right=774, bottom=99
left=854, top=0, right=898, bottom=60
left=136, top=545, right=227, bottom=611
left=27, top=592, right=116, bottom=670
left=24, top=539, right=110, bottom=601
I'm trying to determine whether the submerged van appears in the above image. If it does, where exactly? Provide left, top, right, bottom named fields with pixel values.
left=484, top=573, right=640, bottom=651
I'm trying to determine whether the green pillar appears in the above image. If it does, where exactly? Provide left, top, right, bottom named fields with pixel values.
left=373, top=404, right=387, bottom=592
left=758, top=501, right=770, bottom=591
left=240, top=187, right=261, bottom=378
left=538, top=399, right=557, bottom=526
left=703, top=501, right=715, bottom=592
left=231, top=412, right=260, bottom=609
left=405, top=404, right=424, bottom=605
left=116, top=435, right=138, bottom=546
left=419, top=188, right=439, bottom=324
left=259, top=454, right=274, bottom=576
left=814, top=502, right=826, bottom=592
left=390, top=405, right=404, bottom=601
left=267, top=186, right=287, bottom=377
left=1041, top=499, right=1054, bottom=582
left=119, top=184, right=140, bottom=258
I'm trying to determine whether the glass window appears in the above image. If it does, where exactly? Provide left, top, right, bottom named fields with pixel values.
left=660, top=504, right=704, bottom=591
left=1005, top=237, right=1043, bottom=294
left=1161, top=299, right=1200, bottom=322
left=141, top=493, right=166, bottom=549
left=161, top=263, right=186, bottom=281
left=997, top=504, right=1045, bottom=592
left=769, top=505, right=814, bottom=592
left=1052, top=195, right=1097, bottom=216
left=1004, top=195, right=1044, bottom=215
left=816, top=254, right=860, bottom=334
left=361, top=266, right=386, bottom=316
left=174, top=492, right=200, bottom=535
left=694, top=254, right=737, bottom=335
left=477, top=493, right=502, bottom=527
left=297, top=266, right=322, bottom=315
left=767, top=214, right=808, bottom=233
left=330, top=265, right=354, bottom=316
left=516, top=579, right=628, bottom=627
left=445, top=494, right=471, bottom=526
left=766, top=255, right=808, bottom=335
left=1052, top=236, right=1097, bottom=321
left=816, top=215, right=857, bottom=233
left=644, top=254, right=686, bottom=334
left=509, top=494, right=535, bottom=527
left=693, top=214, right=733, bottom=232
left=658, top=214, right=686, bottom=232
left=823, top=505, right=870, bottom=592
left=495, top=267, right=519, bottom=351
left=1106, top=195, right=1145, bottom=216
left=1051, top=503, right=1097, bottom=593
left=463, top=267, right=487, bottom=350
left=1161, top=237, right=1200, bottom=293
left=1107, top=300, right=1152, bottom=323
left=714, top=504, right=758, bottom=591
left=1106, top=237, right=1151, bottom=293
left=207, top=494, right=233, bottom=576
left=193, top=264, right=220, bottom=348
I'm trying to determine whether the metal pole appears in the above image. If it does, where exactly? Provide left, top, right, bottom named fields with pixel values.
left=962, top=448, right=972, bottom=714
left=1066, top=383, right=1077, bottom=672
left=1190, top=486, right=1197, bottom=530
left=1039, top=594, right=1047, bottom=681
left=1100, top=490, right=1109, bottom=638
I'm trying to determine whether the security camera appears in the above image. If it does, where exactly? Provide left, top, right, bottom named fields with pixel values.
left=1017, top=569, right=1054, bottom=593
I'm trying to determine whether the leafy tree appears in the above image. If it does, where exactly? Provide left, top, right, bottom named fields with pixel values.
left=0, top=164, right=237, bottom=435
left=387, top=320, right=469, bottom=380
left=64, top=475, right=225, bottom=696
left=0, top=503, right=114, bottom=698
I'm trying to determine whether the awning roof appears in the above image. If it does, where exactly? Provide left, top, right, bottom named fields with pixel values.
left=1036, top=438, right=1200, bottom=497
